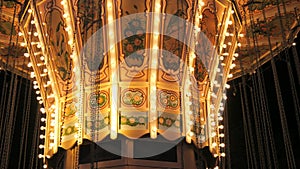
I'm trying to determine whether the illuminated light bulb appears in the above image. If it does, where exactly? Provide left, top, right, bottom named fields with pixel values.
left=43, top=164, right=47, bottom=168
left=18, top=32, right=23, bottom=36
left=230, top=63, right=236, bottom=69
left=40, top=135, right=45, bottom=139
left=219, top=107, right=224, bottom=111
left=221, top=153, right=226, bottom=157
left=220, top=56, right=224, bottom=60
left=63, top=13, right=68, bottom=18
left=214, top=166, right=219, bottom=169
left=219, top=125, right=224, bottom=129
left=41, top=118, right=46, bottom=122
left=225, top=32, right=229, bottom=36
left=39, top=100, right=43, bottom=104
left=68, top=40, right=73, bottom=45
left=65, top=26, right=70, bottom=31
left=34, top=32, right=38, bottom=36
left=20, top=42, right=26, bottom=46
left=234, top=53, right=239, bottom=57
left=190, top=67, right=194, bottom=72
left=39, top=145, right=44, bottom=149
left=239, top=33, right=244, bottom=37
left=225, top=84, right=230, bottom=89
left=211, top=132, right=217, bottom=137
left=24, top=53, right=30, bottom=57
left=228, top=74, right=233, bottom=78
left=43, top=69, right=48, bottom=73
left=218, top=116, right=224, bottom=121
left=231, top=10, right=234, bottom=14
left=211, top=121, right=216, bottom=126
left=37, top=43, right=41, bottom=48
left=33, top=85, right=39, bottom=89
left=200, top=1, right=205, bottom=6
left=191, top=53, right=196, bottom=59
left=31, top=20, right=35, bottom=24
left=228, top=20, right=232, bottom=25
left=28, top=32, right=31, bottom=35
left=228, top=42, right=232, bottom=45
left=27, top=62, right=32, bottom=67
left=40, top=56, right=45, bottom=60
left=220, top=133, right=225, bottom=137
left=214, top=154, right=218, bottom=157
left=237, top=43, right=241, bottom=47
left=223, top=52, right=229, bottom=56
left=36, top=90, right=40, bottom=94
left=107, top=1, right=112, bottom=8
left=212, top=142, right=217, bottom=147
left=37, top=96, right=42, bottom=100
left=108, top=16, right=113, bottom=22
left=28, top=9, right=32, bottom=13
left=40, top=108, right=45, bottom=113
left=155, top=3, right=161, bottom=8
left=38, top=154, right=44, bottom=158
left=223, top=44, right=227, bottom=48
left=232, top=57, right=236, bottom=61
left=220, top=143, right=225, bottom=147
left=189, top=132, right=194, bottom=137
left=40, top=126, right=46, bottom=130
left=60, top=0, right=66, bottom=5
left=292, top=42, right=296, bottom=46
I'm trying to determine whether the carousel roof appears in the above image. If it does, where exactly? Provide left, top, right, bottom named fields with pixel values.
left=0, top=0, right=299, bottom=79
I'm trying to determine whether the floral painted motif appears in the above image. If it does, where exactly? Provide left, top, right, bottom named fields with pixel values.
left=194, top=56, right=208, bottom=82
left=162, top=10, right=186, bottom=72
left=85, top=116, right=110, bottom=131
left=122, top=89, right=145, bottom=107
left=89, top=91, right=108, bottom=109
left=158, top=116, right=180, bottom=128
left=120, top=115, right=147, bottom=127
left=65, top=102, right=77, bottom=118
left=46, top=9, right=72, bottom=81
left=63, top=126, right=78, bottom=136
left=158, top=90, right=179, bottom=109
left=122, top=19, right=146, bottom=67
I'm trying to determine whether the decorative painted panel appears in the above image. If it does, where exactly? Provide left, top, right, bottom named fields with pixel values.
left=84, top=88, right=110, bottom=141
left=120, top=112, right=148, bottom=129
left=61, top=101, right=78, bottom=149
left=88, top=90, right=109, bottom=110
left=157, top=111, right=181, bottom=140
left=121, top=88, right=146, bottom=107
left=158, top=90, right=179, bottom=110
left=45, top=5, right=73, bottom=81
left=119, top=0, right=149, bottom=81
left=119, top=111, right=148, bottom=138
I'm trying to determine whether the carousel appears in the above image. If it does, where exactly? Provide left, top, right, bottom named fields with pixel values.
left=0, top=0, right=299, bottom=168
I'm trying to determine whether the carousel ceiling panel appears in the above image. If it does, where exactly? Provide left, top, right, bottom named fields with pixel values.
left=0, top=0, right=30, bottom=77
left=229, top=0, right=300, bottom=79
left=1, top=0, right=299, bottom=80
